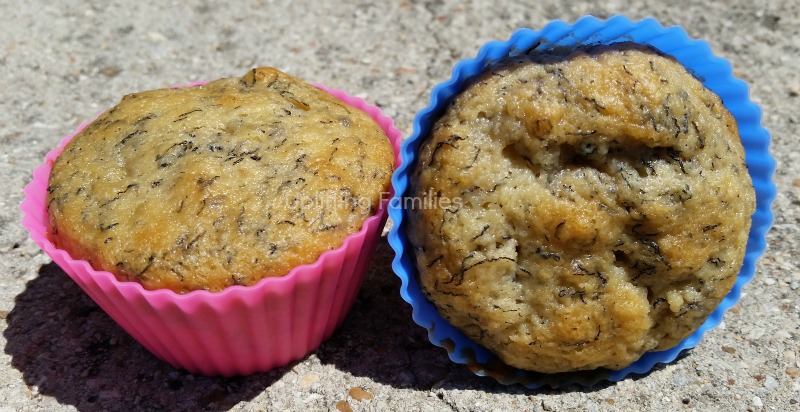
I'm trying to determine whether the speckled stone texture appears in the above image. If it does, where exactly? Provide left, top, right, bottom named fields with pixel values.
left=0, top=1, right=797, bottom=411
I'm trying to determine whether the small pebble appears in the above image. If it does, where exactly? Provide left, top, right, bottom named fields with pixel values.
left=747, top=328, right=765, bottom=340
left=673, top=374, right=690, bottom=386
left=27, top=385, right=40, bottom=398
left=147, top=31, right=167, bottom=42
left=786, top=367, right=800, bottom=378
left=298, top=373, right=319, bottom=389
left=100, top=66, right=122, bottom=78
left=336, top=400, right=353, bottom=412
left=396, top=370, right=414, bottom=387
left=752, top=396, right=763, bottom=408
left=303, top=394, right=321, bottom=404
left=764, top=376, right=778, bottom=390
left=722, top=346, right=737, bottom=354
left=348, top=387, right=374, bottom=401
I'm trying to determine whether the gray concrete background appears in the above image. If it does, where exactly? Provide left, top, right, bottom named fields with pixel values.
left=1, top=0, right=798, bottom=411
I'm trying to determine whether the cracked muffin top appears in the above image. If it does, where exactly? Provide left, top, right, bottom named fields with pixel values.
left=47, top=67, right=394, bottom=293
left=407, top=45, right=755, bottom=373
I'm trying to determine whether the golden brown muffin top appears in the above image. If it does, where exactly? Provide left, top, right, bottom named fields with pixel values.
left=408, top=46, right=755, bottom=373
left=48, top=67, right=394, bottom=293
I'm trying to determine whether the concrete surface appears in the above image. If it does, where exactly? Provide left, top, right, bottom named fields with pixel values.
left=1, top=0, right=798, bottom=411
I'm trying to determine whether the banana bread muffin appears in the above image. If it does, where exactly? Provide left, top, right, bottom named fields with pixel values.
left=407, top=45, right=756, bottom=373
left=47, top=67, right=394, bottom=293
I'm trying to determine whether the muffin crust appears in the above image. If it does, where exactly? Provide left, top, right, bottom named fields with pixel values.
left=48, top=68, right=394, bottom=293
left=408, top=46, right=756, bottom=373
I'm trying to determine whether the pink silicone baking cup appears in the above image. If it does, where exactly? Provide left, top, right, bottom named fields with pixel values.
left=20, top=84, right=402, bottom=376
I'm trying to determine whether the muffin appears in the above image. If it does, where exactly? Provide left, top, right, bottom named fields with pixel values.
left=23, top=71, right=402, bottom=375
left=406, top=45, right=756, bottom=373
left=46, top=67, right=394, bottom=293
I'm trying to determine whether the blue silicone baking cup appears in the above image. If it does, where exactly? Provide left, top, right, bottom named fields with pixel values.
left=387, top=15, right=777, bottom=388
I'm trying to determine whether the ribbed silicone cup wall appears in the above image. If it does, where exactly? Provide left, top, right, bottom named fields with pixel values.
left=387, top=15, right=777, bottom=388
left=21, top=85, right=403, bottom=376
